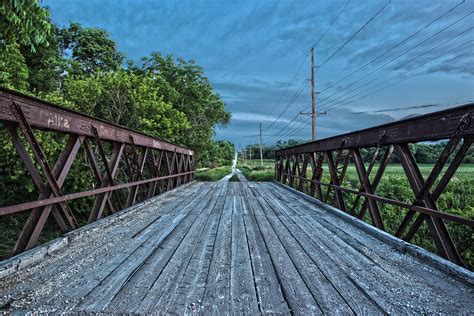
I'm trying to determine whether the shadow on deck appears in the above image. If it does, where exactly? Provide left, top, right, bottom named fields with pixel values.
left=1, top=175, right=473, bottom=314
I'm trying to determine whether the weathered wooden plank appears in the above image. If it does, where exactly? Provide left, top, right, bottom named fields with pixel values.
left=262, top=182, right=474, bottom=313
left=81, top=181, right=220, bottom=312
left=199, top=195, right=233, bottom=313
left=261, top=194, right=384, bottom=314
left=236, top=171, right=253, bottom=197
left=264, top=183, right=408, bottom=269
left=229, top=196, right=259, bottom=313
left=2, top=178, right=474, bottom=315
left=257, top=196, right=356, bottom=314
left=242, top=201, right=290, bottom=313
left=133, top=194, right=221, bottom=313
left=240, top=191, right=254, bottom=215
left=247, top=195, right=322, bottom=314
left=262, top=184, right=395, bottom=309
left=165, top=197, right=226, bottom=314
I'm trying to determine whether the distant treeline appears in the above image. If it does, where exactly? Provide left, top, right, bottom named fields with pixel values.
left=243, top=140, right=474, bottom=164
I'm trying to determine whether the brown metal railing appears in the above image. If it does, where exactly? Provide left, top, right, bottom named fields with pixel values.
left=0, top=87, right=195, bottom=255
left=275, top=103, right=474, bottom=267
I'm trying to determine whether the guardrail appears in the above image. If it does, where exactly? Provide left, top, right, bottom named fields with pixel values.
left=275, top=103, right=474, bottom=267
left=0, top=87, right=195, bottom=256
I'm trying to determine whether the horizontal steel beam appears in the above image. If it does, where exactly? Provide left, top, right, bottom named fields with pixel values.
left=0, top=87, right=193, bottom=155
left=0, top=171, right=195, bottom=216
left=279, top=174, right=474, bottom=227
left=276, top=103, right=474, bottom=156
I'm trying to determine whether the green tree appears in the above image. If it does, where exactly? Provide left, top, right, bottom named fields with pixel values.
left=21, top=24, right=65, bottom=93
left=59, top=23, right=124, bottom=75
left=136, top=53, right=231, bottom=165
left=0, top=0, right=51, bottom=52
left=63, top=71, right=190, bottom=142
left=0, top=42, right=29, bottom=91
left=205, top=141, right=235, bottom=167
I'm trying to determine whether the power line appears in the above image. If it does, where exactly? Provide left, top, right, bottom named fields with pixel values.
left=265, top=0, right=354, bottom=132
left=312, top=0, right=352, bottom=48
left=264, top=57, right=308, bottom=131
left=266, top=0, right=391, bottom=142
left=316, top=0, right=466, bottom=96
left=318, top=0, right=391, bottom=69
left=352, top=103, right=444, bottom=114
left=257, top=1, right=471, bottom=145
left=266, top=111, right=303, bottom=142
left=317, top=11, right=473, bottom=110
left=319, top=32, right=473, bottom=113
left=323, top=43, right=473, bottom=114
left=266, top=108, right=308, bottom=143
left=287, top=117, right=310, bottom=139
left=265, top=78, right=308, bottom=131
left=322, top=47, right=474, bottom=114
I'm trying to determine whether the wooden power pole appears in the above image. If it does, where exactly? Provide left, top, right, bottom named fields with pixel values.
left=311, top=47, right=316, bottom=141
left=259, top=124, right=263, bottom=166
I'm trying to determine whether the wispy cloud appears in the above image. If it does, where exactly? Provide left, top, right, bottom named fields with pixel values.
left=232, top=112, right=291, bottom=123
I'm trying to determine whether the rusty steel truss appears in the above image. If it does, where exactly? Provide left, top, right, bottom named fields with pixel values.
left=275, top=103, right=474, bottom=267
left=0, top=87, right=195, bottom=255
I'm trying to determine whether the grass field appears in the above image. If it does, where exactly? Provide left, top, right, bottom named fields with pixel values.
left=195, top=166, right=232, bottom=181
left=238, top=159, right=474, bottom=269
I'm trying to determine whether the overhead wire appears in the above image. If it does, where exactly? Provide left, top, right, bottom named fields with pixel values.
left=269, top=80, right=310, bottom=126
left=269, top=39, right=473, bottom=143
left=264, top=0, right=354, bottom=132
left=316, top=0, right=466, bottom=96
left=266, top=0, right=391, bottom=142
left=316, top=11, right=473, bottom=109
left=312, top=0, right=352, bottom=48
left=264, top=58, right=308, bottom=131
left=322, top=46, right=474, bottom=114
left=318, top=0, right=391, bottom=69
left=319, top=31, right=474, bottom=113
left=260, top=1, right=471, bottom=144
left=352, top=103, right=447, bottom=114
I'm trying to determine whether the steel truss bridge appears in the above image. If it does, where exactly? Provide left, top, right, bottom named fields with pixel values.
left=0, top=87, right=473, bottom=314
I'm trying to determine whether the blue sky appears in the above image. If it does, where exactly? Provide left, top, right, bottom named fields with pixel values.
left=43, top=0, right=473, bottom=147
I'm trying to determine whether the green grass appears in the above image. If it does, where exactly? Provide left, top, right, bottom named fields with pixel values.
left=195, top=166, right=232, bottom=181
left=238, top=165, right=274, bottom=181
left=229, top=174, right=240, bottom=182
left=237, top=159, right=274, bottom=181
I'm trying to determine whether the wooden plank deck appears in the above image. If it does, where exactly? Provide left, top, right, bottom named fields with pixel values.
left=1, top=176, right=473, bottom=314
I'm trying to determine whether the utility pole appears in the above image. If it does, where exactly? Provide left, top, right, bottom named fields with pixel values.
left=249, top=145, right=253, bottom=162
left=259, top=124, right=263, bottom=166
left=311, top=47, right=316, bottom=141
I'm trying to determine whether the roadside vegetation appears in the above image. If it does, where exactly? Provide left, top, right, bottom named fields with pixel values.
left=238, top=159, right=274, bottom=181
left=195, top=166, right=232, bottom=181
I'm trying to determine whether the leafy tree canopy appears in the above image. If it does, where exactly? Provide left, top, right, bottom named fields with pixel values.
left=0, top=0, right=51, bottom=52
left=0, top=0, right=232, bottom=167
left=59, top=23, right=124, bottom=74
